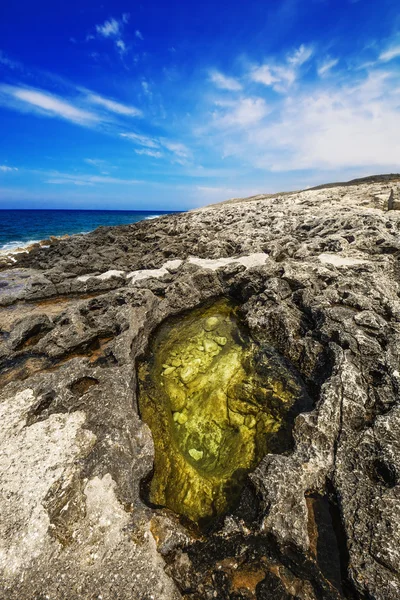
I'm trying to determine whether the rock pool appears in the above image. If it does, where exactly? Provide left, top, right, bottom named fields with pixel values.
left=138, top=299, right=309, bottom=524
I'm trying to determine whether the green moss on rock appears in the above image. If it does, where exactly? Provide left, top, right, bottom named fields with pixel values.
left=138, top=299, right=308, bottom=524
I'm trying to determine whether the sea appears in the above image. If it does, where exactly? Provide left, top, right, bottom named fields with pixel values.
left=0, top=209, right=176, bottom=253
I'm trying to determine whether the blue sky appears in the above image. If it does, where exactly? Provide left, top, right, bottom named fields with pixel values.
left=0, top=0, right=399, bottom=210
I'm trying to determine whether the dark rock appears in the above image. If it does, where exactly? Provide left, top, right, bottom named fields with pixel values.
left=8, top=314, right=53, bottom=350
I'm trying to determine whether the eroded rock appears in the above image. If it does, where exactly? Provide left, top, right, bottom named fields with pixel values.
left=1, top=175, right=400, bottom=599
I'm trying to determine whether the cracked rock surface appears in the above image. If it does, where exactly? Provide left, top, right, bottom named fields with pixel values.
left=1, top=174, right=400, bottom=599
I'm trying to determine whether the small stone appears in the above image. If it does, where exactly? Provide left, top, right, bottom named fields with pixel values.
left=163, top=366, right=176, bottom=375
left=180, top=365, right=198, bottom=383
left=188, top=448, right=203, bottom=461
left=203, top=339, right=219, bottom=354
left=204, top=317, right=219, bottom=331
left=173, top=412, right=188, bottom=425
left=215, top=336, right=227, bottom=346
left=170, top=388, right=187, bottom=411
left=244, top=415, right=256, bottom=428
left=229, top=410, right=245, bottom=427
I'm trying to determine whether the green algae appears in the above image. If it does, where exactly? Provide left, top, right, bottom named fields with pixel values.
left=138, top=299, right=307, bottom=525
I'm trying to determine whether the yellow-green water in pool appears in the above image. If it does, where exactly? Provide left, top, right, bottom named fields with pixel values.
left=138, top=300, right=303, bottom=524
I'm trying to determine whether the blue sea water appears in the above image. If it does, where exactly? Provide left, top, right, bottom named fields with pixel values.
left=0, top=209, right=176, bottom=252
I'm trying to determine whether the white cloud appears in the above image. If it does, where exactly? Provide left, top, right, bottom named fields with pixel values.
left=250, top=63, right=296, bottom=92
left=161, top=140, right=189, bottom=158
left=250, top=44, right=313, bottom=92
left=250, top=65, right=279, bottom=86
left=45, top=172, right=141, bottom=186
left=96, top=18, right=121, bottom=38
left=116, top=39, right=126, bottom=54
left=141, top=80, right=152, bottom=97
left=198, top=60, right=400, bottom=178
left=87, top=93, right=142, bottom=116
left=379, top=45, right=400, bottom=62
left=84, top=158, right=106, bottom=168
left=135, top=149, right=162, bottom=158
left=0, top=85, right=99, bottom=125
left=120, top=132, right=159, bottom=148
left=0, top=165, right=18, bottom=172
left=318, top=58, right=339, bottom=77
left=209, top=70, right=242, bottom=91
left=0, top=83, right=142, bottom=128
left=249, top=71, right=400, bottom=171
left=121, top=132, right=190, bottom=161
left=46, top=178, right=95, bottom=186
left=93, top=15, right=132, bottom=57
left=135, top=30, right=144, bottom=40
left=288, top=44, right=313, bottom=66
left=271, top=66, right=296, bottom=88
left=213, top=97, right=269, bottom=128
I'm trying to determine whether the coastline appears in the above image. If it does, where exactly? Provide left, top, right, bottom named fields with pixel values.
left=0, top=235, right=70, bottom=261
left=0, top=209, right=176, bottom=258
left=0, top=231, right=86, bottom=263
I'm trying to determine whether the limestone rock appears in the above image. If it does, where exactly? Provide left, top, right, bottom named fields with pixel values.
left=1, top=174, right=400, bottom=599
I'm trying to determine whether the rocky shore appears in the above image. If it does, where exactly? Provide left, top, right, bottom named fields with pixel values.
left=1, top=174, right=400, bottom=600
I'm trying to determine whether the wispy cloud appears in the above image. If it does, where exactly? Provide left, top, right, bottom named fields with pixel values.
left=0, top=85, right=100, bottom=125
left=189, top=36, right=400, bottom=181
left=250, top=65, right=279, bottom=86
left=212, top=97, right=269, bottom=128
left=209, top=70, right=242, bottom=91
left=84, top=158, right=107, bottom=168
left=135, top=149, right=163, bottom=158
left=161, top=140, right=189, bottom=158
left=318, top=58, right=339, bottom=77
left=121, top=132, right=190, bottom=161
left=250, top=63, right=296, bottom=91
left=93, top=14, right=131, bottom=57
left=250, top=44, right=313, bottom=92
left=215, top=70, right=400, bottom=172
left=45, top=171, right=141, bottom=186
left=47, top=178, right=95, bottom=186
left=0, top=165, right=18, bottom=172
left=120, top=132, right=159, bottom=147
left=3, top=28, right=400, bottom=207
left=0, top=81, right=144, bottom=128
left=96, top=18, right=121, bottom=38
left=379, top=44, right=400, bottom=62
left=141, top=80, right=152, bottom=98
left=135, top=30, right=144, bottom=41
left=86, top=93, right=141, bottom=116
left=116, top=40, right=127, bottom=55
left=288, top=44, right=313, bottom=66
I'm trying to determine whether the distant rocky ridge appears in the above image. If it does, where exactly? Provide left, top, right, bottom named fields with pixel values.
left=1, top=175, right=400, bottom=600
